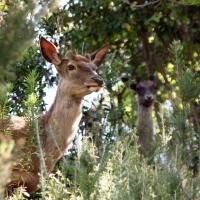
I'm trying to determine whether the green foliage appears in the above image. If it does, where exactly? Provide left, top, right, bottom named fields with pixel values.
left=8, top=47, right=55, bottom=114
left=0, top=0, right=59, bottom=84
left=0, top=0, right=34, bottom=82
left=23, top=69, right=39, bottom=116
left=179, top=0, right=200, bottom=5
left=40, top=171, right=69, bottom=200
left=55, top=135, right=200, bottom=200
left=7, top=188, right=26, bottom=200
left=0, top=84, right=13, bottom=117
left=170, top=40, right=200, bottom=102
left=1, top=0, right=200, bottom=199
left=0, top=0, right=58, bottom=113
left=179, top=70, right=200, bottom=102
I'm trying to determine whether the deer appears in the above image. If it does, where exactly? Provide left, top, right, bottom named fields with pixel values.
left=4, top=36, right=109, bottom=195
left=130, top=75, right=157, bottom=156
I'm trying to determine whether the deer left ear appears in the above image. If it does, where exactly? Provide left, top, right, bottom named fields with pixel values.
left=39, top=36, right=61, bottom=66
left=89, top=44, right=109, bottom=66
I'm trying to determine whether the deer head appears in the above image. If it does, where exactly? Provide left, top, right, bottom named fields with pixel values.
left=40, top=37, right=109, bottom=98
left=130, top=75, right=157, bottom=107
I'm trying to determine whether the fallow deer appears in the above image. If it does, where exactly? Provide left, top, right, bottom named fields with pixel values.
left=130, top=75, right=157, bottom=155
left=4, top=37, right=109, bottom=194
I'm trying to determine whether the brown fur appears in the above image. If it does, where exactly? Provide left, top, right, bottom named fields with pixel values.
left=3, top=37, right=108, bottom=195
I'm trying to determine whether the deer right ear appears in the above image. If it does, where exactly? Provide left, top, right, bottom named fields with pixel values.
left=149, top=74, right=156, bottom=82
left=89, top=44, right=109, bottom=66
left=40, top=36, right=61, bottom=66
left=135, top=76, right=142, bottom=83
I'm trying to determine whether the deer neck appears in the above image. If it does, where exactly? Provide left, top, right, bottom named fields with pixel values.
left=138, top=104, right=153, bottom=133
left=43, top=82, right=83, bottom=157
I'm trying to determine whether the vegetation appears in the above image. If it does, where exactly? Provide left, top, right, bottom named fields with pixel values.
left=0, top=0, right=200, bottom=199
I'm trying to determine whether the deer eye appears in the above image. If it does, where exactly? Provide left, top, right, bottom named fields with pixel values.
left=137, top=86, right=145, bottom=94
left=67, top=64, right=76, bottom=71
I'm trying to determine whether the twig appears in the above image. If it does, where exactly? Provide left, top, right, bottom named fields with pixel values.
left=135, top=0, right=162, bottom=8
left=123, top=0, right=162, bottom=8
left=176, top=1, right=200, bottom=6
left=123, top=0, right=200, bottom=9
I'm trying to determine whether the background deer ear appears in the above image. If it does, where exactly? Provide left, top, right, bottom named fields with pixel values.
left=149, top=74, right=158, bottom=89
left=40, top=36, right=61, bottom=66
left=149, top=74, right=156, bottom=82
left=135, top=76, right=142, bottom=83
left=89, top=44, right=109, bottom=66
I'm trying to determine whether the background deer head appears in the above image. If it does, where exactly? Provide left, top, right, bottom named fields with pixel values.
left=130, top=75, right=157, bottom=107
left=40, top=37, right=109, bottom=98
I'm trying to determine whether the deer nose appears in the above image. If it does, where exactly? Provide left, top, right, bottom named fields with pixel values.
left=92, top=77, right=104, bottom=86
left=145, top=95, right=153, bottom=101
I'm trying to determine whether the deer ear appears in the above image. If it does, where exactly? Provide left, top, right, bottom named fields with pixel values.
left=39, top=36, right=61, bottom=66
left=135, top=76, right=142, bottom=83
left=149, top=74, right=156, bottom=82
left=89, top=44, right=109, bottom=66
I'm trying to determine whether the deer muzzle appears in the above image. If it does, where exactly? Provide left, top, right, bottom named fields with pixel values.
left=84, top=76, right=104, bottom=92
left=144, top=94, right=153, bottom=101
left=91, top=77, right=104, bottom=86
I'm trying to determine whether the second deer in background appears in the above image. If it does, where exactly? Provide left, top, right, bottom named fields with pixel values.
left=130, top=75, right=157, bottom=156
